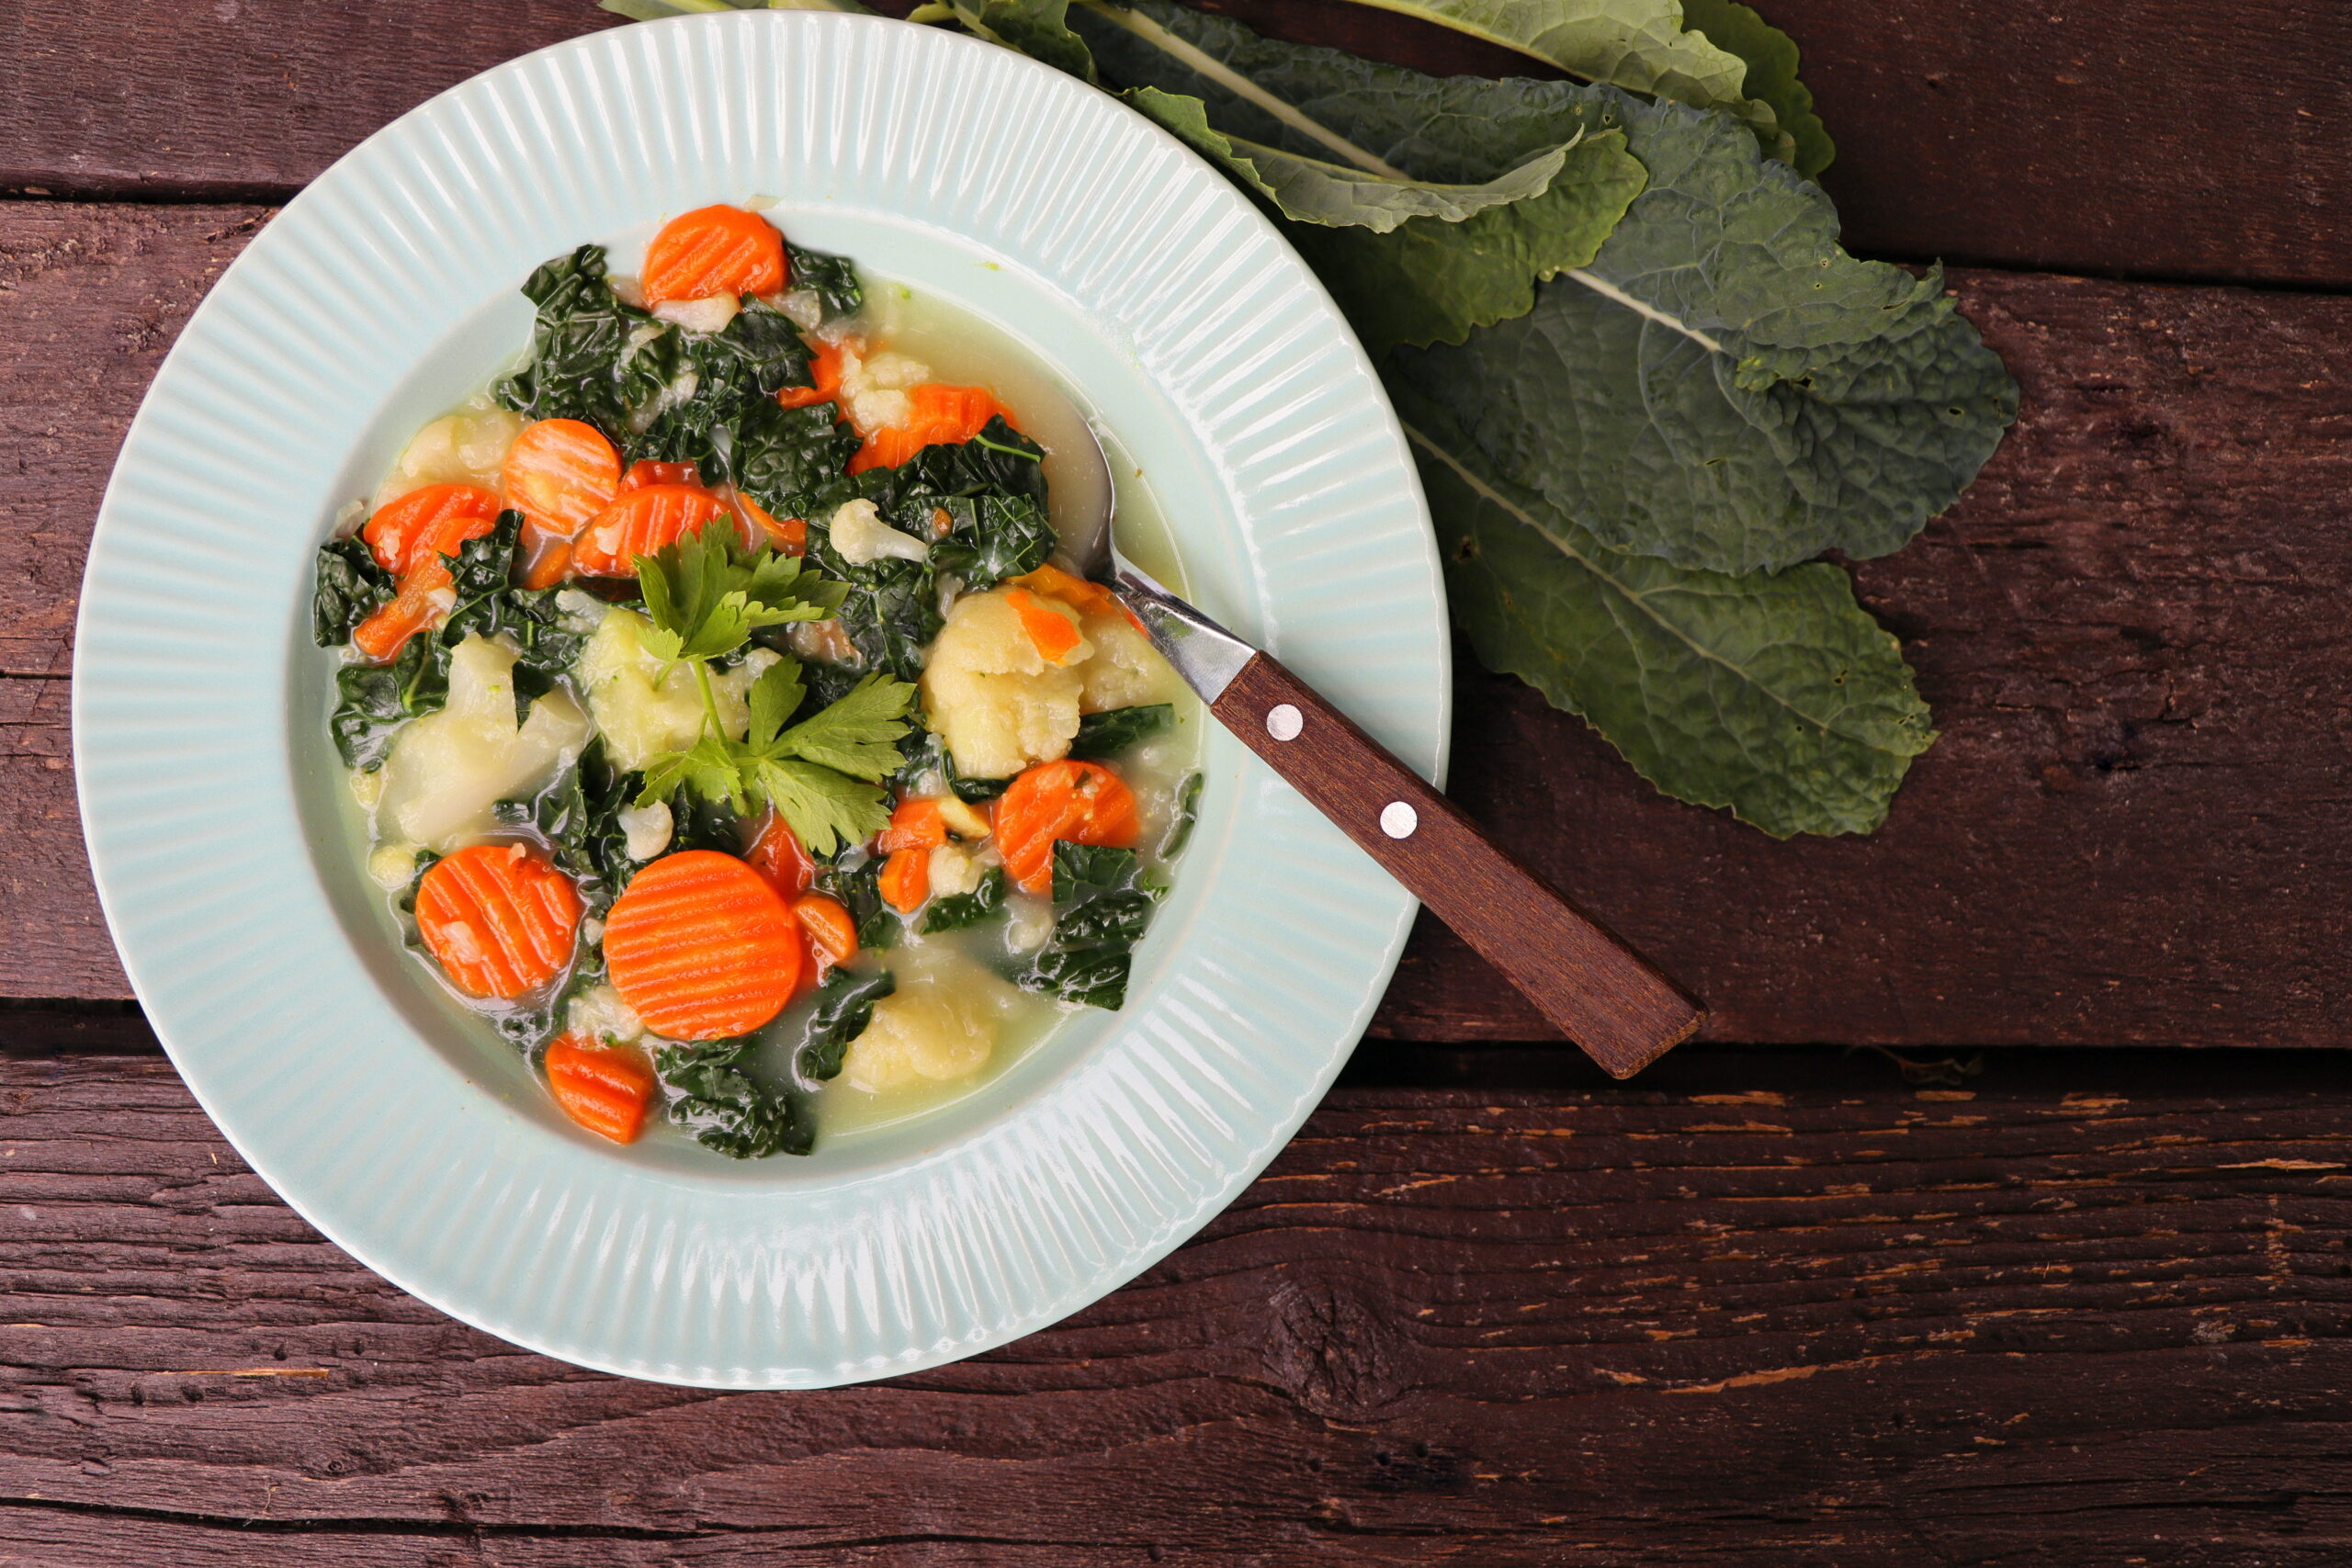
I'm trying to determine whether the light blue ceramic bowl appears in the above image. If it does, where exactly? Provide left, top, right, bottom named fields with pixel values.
left=74, top=10, right=1448, bottom=1386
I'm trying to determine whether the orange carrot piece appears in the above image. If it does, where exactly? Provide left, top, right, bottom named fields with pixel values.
left=604, top=851, right=801, bottom=1040
left=517, top=523, right=573, bottom=591
left=414, top=844, right=582, bottom=999
left=350, top=557, right=454, bottom=661
left=1003, top=588, right=1084, bottom=665
left=503, top=418, right=621, bottom=538
left=877, top=847, right=930, bottom=913
left=876, top=797, right=947, bottom=854
left=544, top=1034, right=655, bottom=1145
left=1010, top=563, right=1117, bottom=618
left=363, top=483, right=502, bottom=574
left=746, top=811, right=817, bottom=902
left=994, top=760, right=1141, bottom=896
left=642, top=205, right=786, bottom=307
left=571, top=484, right=734, bottom=577
left=618, top=459, right=701, bottom=493
left=794, top=895, right=859, bottom=971
left=847, top=384, right=1008, bottom=474
left=776, top=336, right=851, bottom=411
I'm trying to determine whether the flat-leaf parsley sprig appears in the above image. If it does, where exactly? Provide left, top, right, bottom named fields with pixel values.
left=631, top=528, right=917, bottom=853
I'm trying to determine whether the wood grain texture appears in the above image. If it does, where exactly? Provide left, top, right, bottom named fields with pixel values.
left=1211, top=653, right=1701, bottom=1073
left=13, top=194, right=2352, bottom=1050
left=8, top=1044, right=2352, bottom=1563
left=3, top=0, right=2348, bottom=289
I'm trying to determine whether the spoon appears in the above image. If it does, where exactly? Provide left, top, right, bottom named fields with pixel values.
left=1056, top=426, right=1703, bottom=1078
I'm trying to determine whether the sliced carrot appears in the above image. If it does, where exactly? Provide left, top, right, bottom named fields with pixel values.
left=503, top=418, right=621, bottom=538
left=876, top=797, right=946, bottom=854
left=746, top=811, right=817, bottom=902
left=571, top=484, right=734, bottom=577
left=795, top=895, right=859, bottom=970
left=350, top=557, right=454, bottom=661
left=776, top=336, right=852, bottom=412
left=619, top=459, right=701, bottom=493
left=544, top=1034, right=655, bottom=1145
left=642, top=205, right=786, bottom=308
left=604, top=851, right=801, bottom=1040
left=994, top=760, right=1141, bottom=896
left=848, top=384, right=1008, bottom=474
left=414, top=844, right=582, bottom=999
left=363, top=483, right=502, bottom=574
left=1011, top=563, right=1117, bottom=618
left=1004, top=588, right=1084, bottom=665
left=877, top=847, right=930, bottom=913
left=726, top=490, right=803, bottom=557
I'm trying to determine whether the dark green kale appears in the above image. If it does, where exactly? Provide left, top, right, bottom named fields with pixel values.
left=794, top=965, right=897, bottom=1083
left=1160, top=771, right=1204, bottom=857
left=813, top=855, right=900, bottom=951
left=729, top=399, right=863, bottom=518
left=785, top=241, right=864, bottom=321
left=628, top=297, right=820, bottom=475
left=436, top=511, right=526, bottom=646
left=1069, top=704, right=1173, bottom=761
left=531, top=739, right=645, bottom=918
left=921, top=866, right=1006, bottom=934
left=492, top=245, right=653, bottom=429
left=891, top=728, right=1014, bottom=804
left=313, top=535, right=391, bottom=647
left=653, top=1036, right=813, bottom=1159
left=804, top=419, right=1056, bottom=681
left=1018, top=840, right=1165, bottom=1010
left=331, top=634, right=448, bottom=770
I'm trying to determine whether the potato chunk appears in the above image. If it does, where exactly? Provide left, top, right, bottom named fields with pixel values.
left=377, top=635, right=591, bottom=852
left=919, top=589, right=1090, bottom=780
left=573, top=605, right=772, bottom=770
left=842, top=947, right=1016, bottom=1093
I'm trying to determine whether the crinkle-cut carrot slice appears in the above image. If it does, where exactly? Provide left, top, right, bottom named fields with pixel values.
left=994, top=760, right=1141, bottom=896
left=604, top=851, right=802, bottom=1040
left=503, top=418, right=621, bottom=537
left=642, top=205, right=786, bottom=308
left=877, top=847, right=930, bottom=913
left=414, top=844, right=582, bottom=999
left=543, top=1033, right=655, bottom=1145
left=848, top=384, right=1008, bottom=474
left=362, top=483, right=502, bottom=574
left=726, top=490, right=803, bottom=557
left=619, top=459, right=701, bottom=493
left=350, top=557, right=454, bottom=662
left=776, top=336, right=852, bottom=411
left=571, top=484, right=735, bottom=577
left=1003, top=588, right=1085, bottom=665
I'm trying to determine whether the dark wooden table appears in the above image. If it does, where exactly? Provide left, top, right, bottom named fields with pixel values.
left=6, top=3, right=2352, bottom=1562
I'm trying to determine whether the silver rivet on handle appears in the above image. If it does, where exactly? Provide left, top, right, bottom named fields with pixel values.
left=1266, top=704, right=1303, bottom=741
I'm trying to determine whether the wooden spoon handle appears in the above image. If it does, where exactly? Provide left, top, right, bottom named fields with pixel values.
left=1209, top=653, right=1703, bottom=1077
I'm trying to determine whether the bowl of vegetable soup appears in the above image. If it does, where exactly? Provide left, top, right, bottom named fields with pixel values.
left=74, top=8, right=1447, bottom=1386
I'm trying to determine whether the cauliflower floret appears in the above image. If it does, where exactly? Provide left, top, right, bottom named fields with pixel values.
left=617, top=799, right=674, bottom=861
left=827, top=498, right=929, bottom=566
left=376, top=636, right=592, bottom=851
left=926, top=839, right=988, bottom=899
left=1076, top=602, right=1184, bottom=714
left=834, top=344, right=932, bottom=434
left=565, top=983, right=645, bottom=1047
left=370, top=396, right=525, bottom=513
left=919, top=588, right=1091, bottom=780
left=573, top=605, right=775, bottom=770
left=842, top=948, right=1015, bottom=1092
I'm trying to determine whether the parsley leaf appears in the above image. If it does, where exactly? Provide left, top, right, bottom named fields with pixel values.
left=633, top=527, right=844, bottom=663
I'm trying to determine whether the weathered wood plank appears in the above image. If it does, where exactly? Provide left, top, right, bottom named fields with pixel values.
left=3, top=0, right=2349, bottom=289
left=6, top=1046, right=2352, bottom=1563
left=11, top=197, right=2352, bottom=1048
